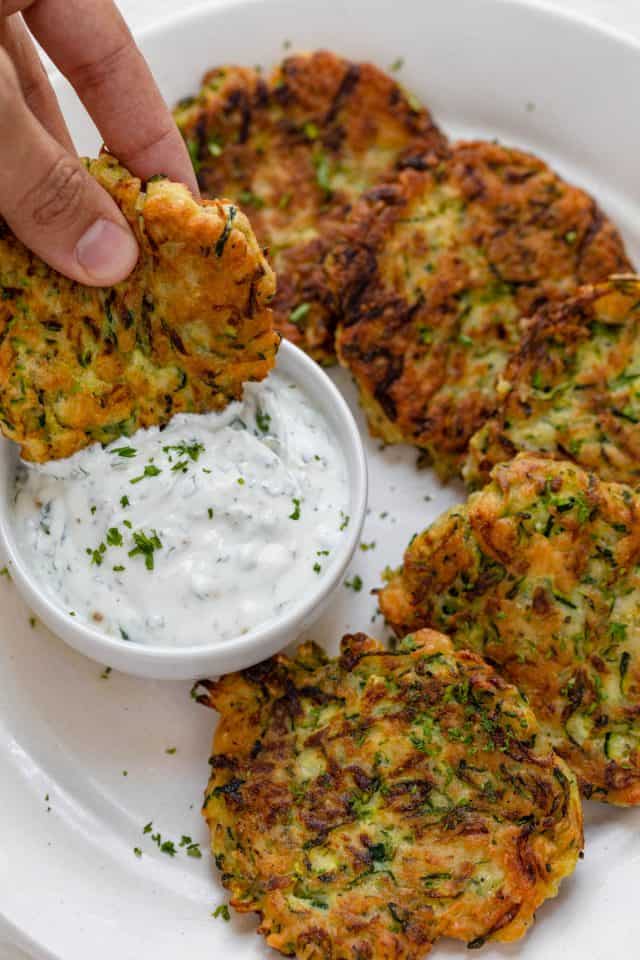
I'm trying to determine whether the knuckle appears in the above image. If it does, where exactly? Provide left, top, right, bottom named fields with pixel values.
left=25, top=156, right=87, bottom=228
left=68, top=35, right=134, bottom=95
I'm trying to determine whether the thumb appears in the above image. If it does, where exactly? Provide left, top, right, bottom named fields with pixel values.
left=0, top=48, right=138, bottom=286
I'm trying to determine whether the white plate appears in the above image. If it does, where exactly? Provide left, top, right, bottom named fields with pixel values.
left=2, top=0, right=640, bottom=957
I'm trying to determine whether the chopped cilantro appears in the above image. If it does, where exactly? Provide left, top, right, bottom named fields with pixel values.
left=339, top=511, right=350, bottom=531
left=360, top=541, right=376, bottom=551
left=90, top=505, right=97, bottom=515
left=128, top=529, right=162, bottom=571
left=165, top=747, right=177, bottom=755
left=160, top=841, right=177, bottom=857
left=100, top=666, right=112, bottom=680
left=255, top=408, right=271, bottom=433
left=130, top=464, right=162, bottom=484
left=208, top=507, right=214, bottom=519
left=106, top=527, right=123, bottom=547
left=289, top=498, right=301, bottom=520
left=313, top=562, right=322, bottom=574
left=112, top=446, right=137, bottom=458
left=120, top=495, right=130, bottom=508
left=345, top=575, right=363, bottom=592
left=212, top=904, right=231, bottom=921
left=237, top=477, right=245, bottom=486
left=163, top=441, right=205, bottom=462
left=133, top=847, right=142, bottom=858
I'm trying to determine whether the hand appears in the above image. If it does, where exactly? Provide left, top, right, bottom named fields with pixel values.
left=0, top=0, right=199, bottom=285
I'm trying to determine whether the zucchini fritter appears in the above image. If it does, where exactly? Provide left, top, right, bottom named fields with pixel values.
left=464, top=276, right=640, bottom=489
left=380, top=454, right=640, bottom=804
left=173, top=51, right=447, bottom=363
left=203, top=629, right=582, bottom=958
left=0, top=154, right=277, bottom=462
left=331, top=141, right=631, bottom=477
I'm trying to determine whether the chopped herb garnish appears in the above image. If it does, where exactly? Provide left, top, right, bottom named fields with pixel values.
left=28, top=615, right=37, bottom=628
left=143, top=822, right=153, bottom=834
left=289, top=302, right=311, bottom=325
left=120, top=495, right=130, bottom=508
left=133, top=847, right=142, bottom=858
left=172, top=459, right=189, bottom=473
left=237, top=477, right=245, bottom=486
left=128, top=529, right=162, bottom=571
left=212, top=904, right=231, bottom=922
left=564, top=229, right=577, bottom=244
left=130, top=464, right=162, bottom=484
left=186, top=843, right=202, bottom=859
left=112, top=446, right=137, bottom=458
left=255, top=408, right=271, bottom=433
left=208, top=507, right=214, bottom=519
left=160, top=841, right=177, bottom=857
left=106, top=527, right=123, bottom=547
left=390, top=57, right=404, bottom=71
left=313, top=562, right=322, bottom=574
left=303, top=121, right=319, bottom=140
left=0, top=566, right=9, bottom=579
left=90, top=505, right=97, bottom=515
left=100, top=666, right=112, bottom=680
left=339, top=511, right=350, bottom=531
left=165, top=747, right=177, bottom=755
left=360, top=541, right=376, bottom=551
left=289, top=498, right=301, bottom=520
left=113, top=564, right=125, bottom=573
left=163, top=441, right=205, bottom=462
left=345, top=575, right=363, bottom=592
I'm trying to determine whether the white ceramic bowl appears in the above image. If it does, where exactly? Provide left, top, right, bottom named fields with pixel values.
left=0, top=339, right=367, bottom=679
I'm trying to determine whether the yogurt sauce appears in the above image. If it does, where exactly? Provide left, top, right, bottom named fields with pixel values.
left=12, top=371, right=350, bottom=647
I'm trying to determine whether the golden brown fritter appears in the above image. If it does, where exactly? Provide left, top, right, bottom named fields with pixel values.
left=0, top=154, right=277, bottom=462
left=201, top=629, right=582, bottom=958
left=330, top=140, right=631, bottom=477
left=380, top=454, right=640, bottom=805
left=173, top=51, right=447, bottom=363
left=464, top=276, right=640, bottom=489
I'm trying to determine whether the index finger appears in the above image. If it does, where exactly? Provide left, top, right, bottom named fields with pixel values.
left=22, top=0, right=199, bottom=194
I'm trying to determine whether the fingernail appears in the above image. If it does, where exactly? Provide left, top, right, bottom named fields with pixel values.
left=75, top=219, right=139, bottom=285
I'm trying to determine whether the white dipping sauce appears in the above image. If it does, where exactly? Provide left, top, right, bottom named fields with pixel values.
left=12, top=371, right=350, bottom=647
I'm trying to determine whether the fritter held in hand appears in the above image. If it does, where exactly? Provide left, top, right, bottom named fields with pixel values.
left=0, top=154, right=277, bottom=462
left=331, top=141, right=631, bottom=477
left=464, top=276, right=640, bottom=489
left=380, top=454, right=640, bottom=804
left=202, top=629, right=582, bottom=958
left=173, top=51, right=447, bottom=363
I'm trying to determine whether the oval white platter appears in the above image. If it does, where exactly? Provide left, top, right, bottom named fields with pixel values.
left=2, top=0, right=640, bottom=957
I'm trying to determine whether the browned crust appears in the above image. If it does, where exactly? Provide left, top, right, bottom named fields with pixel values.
left=173, top=51, right=448, bottom=363
left=380, top=454, right=640, bottom=805
left=331, top=140, right=632, bottom=476
left=464, top=276, right=640, bottom=488
left=203, top=629, right=582, bottom=958
left=0, top=154, right=278, bottom=461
